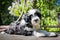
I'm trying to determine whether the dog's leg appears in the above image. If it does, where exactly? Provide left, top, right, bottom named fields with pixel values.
left=46, top=32, right=58, bottom=37
left=0, top=28, right=14, bottom=34
left=37, top=30, right=58, bottom=37
left=23, top=27, right=33, bottom=36
left=33, top=31, right=46, bottom=37
left=33, top=30, right=58, bottom=37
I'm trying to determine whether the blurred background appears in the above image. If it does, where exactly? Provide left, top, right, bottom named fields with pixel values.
left=0, top=0, right=60, bottom=32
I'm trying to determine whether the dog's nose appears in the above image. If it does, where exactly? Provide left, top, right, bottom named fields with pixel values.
left=34, top=19, right=38, bottom=22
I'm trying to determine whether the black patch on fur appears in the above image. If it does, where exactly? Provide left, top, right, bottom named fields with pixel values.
left=35, top=11, right=41, bottom=19
left=24, top=14, right=31, bottom=23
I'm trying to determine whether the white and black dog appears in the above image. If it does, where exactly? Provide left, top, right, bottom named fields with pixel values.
left=1, top=9, right=57, bottom=37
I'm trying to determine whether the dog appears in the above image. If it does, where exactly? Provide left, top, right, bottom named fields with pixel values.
left=1, top=9, right=57, bottom=37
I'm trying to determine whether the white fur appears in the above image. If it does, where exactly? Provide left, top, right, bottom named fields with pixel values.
left=24, top=27, right=33, bottom=31
left=1, top=32, right=5, bottom=34
left=31, top=16, right=40, bottom=30
left=28, top=9, right=37, bottom=15
left=20, top=19, right=27, bottom=26
left=31, top=16, right=40, bottom=24
left=28, top=9, right=39, bottom=16
left=48, top=32, right=56, bottom=36
left=33, top=31, right=45, bottom=37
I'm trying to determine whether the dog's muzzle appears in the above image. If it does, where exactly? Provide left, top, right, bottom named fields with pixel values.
left=31, top=16, right=40, bottom=30
left=34, top=19, right=39, bottom=23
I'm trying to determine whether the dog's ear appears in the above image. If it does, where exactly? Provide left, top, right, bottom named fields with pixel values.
left=24, top=14, right=31, bottom=22
left=29, top=15, right=32, bottom=20
left=35, top=11, right=41, bottom=19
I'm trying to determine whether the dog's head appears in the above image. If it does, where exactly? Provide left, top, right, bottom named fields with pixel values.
left=24, top=9, right=41, bottom=30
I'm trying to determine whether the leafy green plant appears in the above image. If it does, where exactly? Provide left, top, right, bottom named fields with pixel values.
left=8, top=0, right=59, bottom=30
left=0, top=0, right=13, bottom=25
left=33, top=0, right=58, bottom=28
left=8, top=0, right=33, bottom=16
left=46, top=28, right=60, bottom=32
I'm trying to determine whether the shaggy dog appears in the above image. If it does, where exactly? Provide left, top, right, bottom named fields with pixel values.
left=1, top=9, right=57, bottom=37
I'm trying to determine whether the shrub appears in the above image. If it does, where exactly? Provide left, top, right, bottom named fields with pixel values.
left=8, top=0, right=58, bottom=30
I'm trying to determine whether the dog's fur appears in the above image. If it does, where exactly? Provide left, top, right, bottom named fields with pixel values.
left=1, top=9, right=57, bottom=37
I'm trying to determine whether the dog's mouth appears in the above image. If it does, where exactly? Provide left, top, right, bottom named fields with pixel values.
left=32, top=22, right=40, bottom=30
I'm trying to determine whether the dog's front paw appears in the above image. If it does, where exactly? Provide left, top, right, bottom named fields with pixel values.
left=33, top=31, right=46, bottom=37
left=48, top=32, right=58, bottom=37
